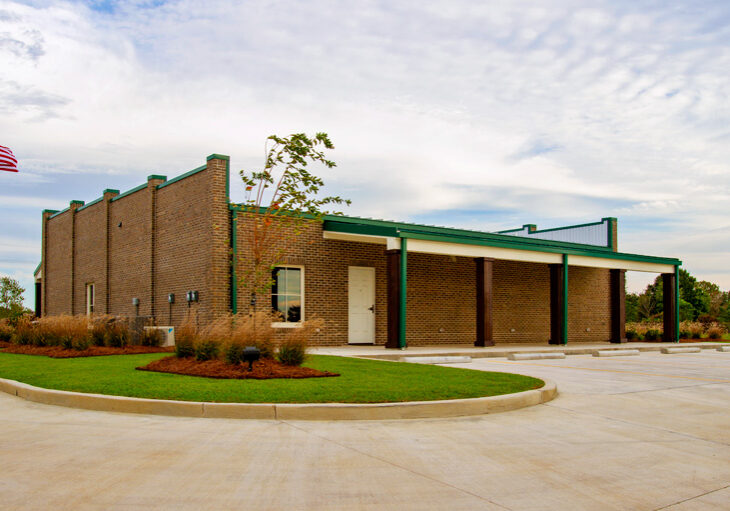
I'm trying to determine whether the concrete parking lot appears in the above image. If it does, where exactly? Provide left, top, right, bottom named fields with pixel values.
left=1, top=350, right=728, bottom=510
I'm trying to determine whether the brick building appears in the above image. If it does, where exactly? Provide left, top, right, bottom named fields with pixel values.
left=36, top=154, right=682, bottom=347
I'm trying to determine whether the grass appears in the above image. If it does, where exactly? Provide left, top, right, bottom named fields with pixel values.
left=0, top=352, right=543, bottom=404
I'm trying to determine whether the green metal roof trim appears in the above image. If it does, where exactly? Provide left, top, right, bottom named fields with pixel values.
left=49, top=207, right=70, bottom=219
left=110, top=183, right=147, bottom=202
left=156, top=164, right=206, bottom=190
left=322, top=216, right=681, bottom=266
left=33, top=262, right=41, bottom=276
left=76, top=196, right=103, bottom=212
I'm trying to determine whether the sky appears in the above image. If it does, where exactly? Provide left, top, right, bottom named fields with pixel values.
left=1, top=0, right=729, bottom=307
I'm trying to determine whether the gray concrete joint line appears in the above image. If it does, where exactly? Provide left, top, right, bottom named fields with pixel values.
left=543, top=402, right=730, bottom=447
left=609, top=381, right=729, bottom=396
left=652, top=483, right=730, bottom=511
left=280, top=419, right=514, bottom=510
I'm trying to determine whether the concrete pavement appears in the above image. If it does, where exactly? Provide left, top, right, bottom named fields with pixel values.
left=1, top=350, right=729, bottom=510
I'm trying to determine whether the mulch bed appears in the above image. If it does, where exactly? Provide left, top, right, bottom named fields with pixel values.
left=0, top=344, right=174, bottom=358
left=136, top=355, right=340, bottom=380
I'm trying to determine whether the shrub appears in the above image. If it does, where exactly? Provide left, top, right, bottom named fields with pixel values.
left=0, top=320, right=13, bottom=342
left=277, top=339, right=307, bottom=366
left=104, top=321, right=130, bottom=348
left=175, top=319, right=198, bottom=358
left=90, top=319, right=108, bottom=347
left=276, top=318, right=323, bottom=366
left=140, top=328, right=163, bottom=347
left=706, top=327, right=722, bottom=339
left=194, top=339, right=219, bottom=361
left=34, top=315, right=90, bottom=348
left=644, top=329, right=661, bottom=341
left=224, top=342, right=245, bottom=365
left=72, top=336, right=91, bottom=351
left=625, top=329, right=638, bottom=341
left=11, top=317, right=35, bottom=345
left=231, top=311, right=276, bottom=359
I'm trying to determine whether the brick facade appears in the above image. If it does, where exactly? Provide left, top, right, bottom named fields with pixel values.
left=41, top=154, right=614, bottom=346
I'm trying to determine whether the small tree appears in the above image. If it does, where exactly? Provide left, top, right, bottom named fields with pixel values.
left=0, top=276, right=27, bottom=319
left=237, top=133, right=350, bottom=311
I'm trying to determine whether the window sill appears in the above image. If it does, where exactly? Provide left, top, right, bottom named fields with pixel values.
left=272, top=322, right=302, bottom=329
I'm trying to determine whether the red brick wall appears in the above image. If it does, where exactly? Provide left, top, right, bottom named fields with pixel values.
left=73, top=201, right=106, bottom=315
left=568, top=266, right=611, bottom=342
left=109, top=188, right=152, bottom=316
left=45, top=210, right=73, bottom=315
left=493, top=260, right=551, bottom=343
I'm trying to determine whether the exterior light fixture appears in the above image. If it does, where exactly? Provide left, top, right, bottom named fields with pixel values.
left=242, top=346, right=261, bottom=372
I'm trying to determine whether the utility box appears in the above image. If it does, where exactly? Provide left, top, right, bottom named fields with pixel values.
left=144, top=326, right=175, bottom=347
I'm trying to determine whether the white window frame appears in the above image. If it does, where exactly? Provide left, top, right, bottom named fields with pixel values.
left=271, top=265, right=304, bottom=328
left=86, top=283, right=95, bottom=315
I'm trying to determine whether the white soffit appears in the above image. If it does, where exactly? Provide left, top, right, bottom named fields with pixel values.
left=323, top=232, right=673, bottom=273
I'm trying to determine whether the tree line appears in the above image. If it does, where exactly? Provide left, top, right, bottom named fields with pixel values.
left=626, top=269, right=730, bottom=324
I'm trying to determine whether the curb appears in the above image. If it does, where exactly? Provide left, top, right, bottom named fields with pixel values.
left=0, top=377, right=557, bottom=421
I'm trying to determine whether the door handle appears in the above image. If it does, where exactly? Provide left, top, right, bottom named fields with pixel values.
left=368, top=305, right=375, bottom=312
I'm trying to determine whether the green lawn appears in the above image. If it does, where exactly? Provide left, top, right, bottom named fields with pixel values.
left=0, top=352, right=542, bottom=404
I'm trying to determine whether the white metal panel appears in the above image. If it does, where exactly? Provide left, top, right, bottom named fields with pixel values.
left=568, top=255, right=674, bottom=273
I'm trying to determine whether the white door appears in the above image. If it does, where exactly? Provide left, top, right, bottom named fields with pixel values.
left=348, top=266, right=376, bottom=344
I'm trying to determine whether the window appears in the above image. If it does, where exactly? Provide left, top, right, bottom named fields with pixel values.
left=86, top=283, right=95, bottom=315
left=271, top=266, right=303, bottom=324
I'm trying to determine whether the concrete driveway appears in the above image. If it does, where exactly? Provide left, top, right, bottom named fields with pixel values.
left=1, top=350, right=728, bottom=510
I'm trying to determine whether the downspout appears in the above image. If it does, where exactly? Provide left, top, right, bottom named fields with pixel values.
left=399, top=237, right=407, bottom=349
left=231, top=208, right=238, bottom=314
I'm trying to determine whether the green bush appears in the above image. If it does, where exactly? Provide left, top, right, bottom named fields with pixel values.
left=679, top=329, right=690, bottom=339
left=175, top=338, right=195, bottom=358
left=253, top=338, right=275, bottom=359
left=224, top=342, right=245, bottom=365
left=691, top=330, right=701, bottom=339
left=0, top=321, right=13, bottom=342
left=625, top=329, right=638, bottom=341
left=140, top=328, right=163, bottom=347
left=194, top=340, right=219, bottom=362
left=104, top=322, right=130, bottom=348
left=72, top=336, right=91, bottom=351
left=91, top=322, right=107, bottom=347
left=707, top=327, right=723, bottom=339
left=277, top=339, right=307, bottom=366
left=644, top=329, right=661, bottom=341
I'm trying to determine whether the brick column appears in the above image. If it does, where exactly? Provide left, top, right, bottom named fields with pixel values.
left=610, top=269, right=626, bottom=343
left=69, top=200, right=84, bottom=315
left=102, top=189, right=119, bottom=314
left=474, top=257, right=494, bottom=347
left=206, top=154, right=232, bottom=322
left=146, top=176, right=167, bottom=321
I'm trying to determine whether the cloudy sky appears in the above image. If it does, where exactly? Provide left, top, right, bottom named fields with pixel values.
left=2, top=0, right=729, bottom=306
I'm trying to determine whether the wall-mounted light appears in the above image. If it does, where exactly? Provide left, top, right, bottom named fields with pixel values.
left=168, top=293, right=175, bottom=304
left=118, top=222, right=122, bottom=228
left=132, top=297, right=139, bottom=316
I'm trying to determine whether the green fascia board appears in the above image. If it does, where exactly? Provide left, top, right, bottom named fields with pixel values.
left=323, top=219, right=681, bottom=266
left=495, top=227, right=526, bottom=233
left=110, top=183, right=147, bottom=202
left=43, top=209, right=59, bottom=215
left=76, top=196, right=103, bottom=212
left=70, top=200, right=85, bottom=206
left=49, top=207, right=70, bottom=219
left=147, top=174, right=167, bottom=182
left=103, top=189, right=120, bottom=195
left=207, top=154, right=230, bottom=161
left=33, top=262, right=41, bottom=276
left=157, top=164, right=207, bottom=190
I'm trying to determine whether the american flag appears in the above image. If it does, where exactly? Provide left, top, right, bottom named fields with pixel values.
left=0, top=145, right=18, bottom=172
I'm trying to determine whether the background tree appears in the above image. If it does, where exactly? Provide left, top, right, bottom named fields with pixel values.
left=236, top=132, right=351, bottom=311
left=0, top=276, right=28, bottom=319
